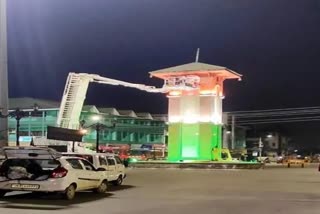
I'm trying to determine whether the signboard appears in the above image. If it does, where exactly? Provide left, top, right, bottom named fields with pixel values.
left=47, top=126, right=83, bottom=142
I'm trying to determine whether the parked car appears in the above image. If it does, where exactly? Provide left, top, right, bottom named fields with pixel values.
left=257, top=156, right=270, bottom=163
left=0, top=147, right=108, bottom=200
left=62, top=153, right=126, bottom=186
left=286, top=156, right=305, bottom=168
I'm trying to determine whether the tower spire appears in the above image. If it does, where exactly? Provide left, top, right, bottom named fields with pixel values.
left=195, top=48, right=200, bottom=62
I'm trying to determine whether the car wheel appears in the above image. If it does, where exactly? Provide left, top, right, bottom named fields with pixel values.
left=301, top=164, right=305, bottom=168
left=0, top=190, right=6, bottom=198
left=94, top=180, right=108, bottom=194
left=112, top=175, right=123, bottom=186
left=64, top=184, right=76, bottom=200
left=287, top=163, right=290, bottom=168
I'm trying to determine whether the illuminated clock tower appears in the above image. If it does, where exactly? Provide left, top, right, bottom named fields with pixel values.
left=150, top=61, right=241, bottom=161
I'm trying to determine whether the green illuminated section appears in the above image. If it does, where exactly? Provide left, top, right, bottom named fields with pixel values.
left=181, top=124, right=199, bottom=158
left=168, top=123, right=222, bottom=161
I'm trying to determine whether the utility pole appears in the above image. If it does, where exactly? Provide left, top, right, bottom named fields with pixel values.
left=259, top=137, right=264, bottom=160
left=0, top=0, right=8, bottom=147
left=231, top=115, right=235, bottom=149
left=95, top=123, right=101, bottom=153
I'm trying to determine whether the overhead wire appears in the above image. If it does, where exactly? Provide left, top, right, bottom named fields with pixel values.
left=226, top=107, right=320, bottom=125
left=234, top=116, right=320, bottom=124
left=225, top=106, right=320, bottom=114
left=229, top=110, right=320, bottom=118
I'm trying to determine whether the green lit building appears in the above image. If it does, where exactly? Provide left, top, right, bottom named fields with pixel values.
left=8, top=98, right=166, bottom=147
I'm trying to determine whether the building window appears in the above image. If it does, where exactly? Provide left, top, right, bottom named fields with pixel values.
left=116, top=132, right=122, bottom=141
left=111, top=132, right=117, bottom=141
left=150, top=134, right=154, bottom=142
left=139, top=133, right=145, bottom=139
left=122, top=132, right=129, bottom=140
left=131, top=133, right=138, bottom=142
left=103, top=131, right=107, bottom=140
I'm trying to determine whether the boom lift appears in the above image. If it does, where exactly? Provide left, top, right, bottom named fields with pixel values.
left=56, top=72, right=200, bottom=151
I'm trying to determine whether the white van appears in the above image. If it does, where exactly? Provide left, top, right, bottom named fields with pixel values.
left=63, top=153, right=126, bottom=186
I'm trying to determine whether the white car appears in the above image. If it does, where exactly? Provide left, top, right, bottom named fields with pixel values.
left=63, top=153, right=126, bottom=186
left=0, top=147, right=108, bottom=200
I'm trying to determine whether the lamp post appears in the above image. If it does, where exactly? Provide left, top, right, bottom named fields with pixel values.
left=258, top=137, right=263, bottom=160
left=80, top=116, right=116, bottom=153
left=0, top=104, right=40, bottom=146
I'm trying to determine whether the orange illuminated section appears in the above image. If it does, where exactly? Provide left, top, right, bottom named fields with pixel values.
left=168, top=91, right=182, bottom=96
left=150, top=62, right=241, bottom=124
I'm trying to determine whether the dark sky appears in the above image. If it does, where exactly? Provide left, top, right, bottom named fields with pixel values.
left=7, top=0, right=320, bottom=114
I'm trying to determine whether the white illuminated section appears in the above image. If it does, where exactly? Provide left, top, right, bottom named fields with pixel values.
left=168, top=116, right=181, bottom=123
left=168, top=95, right=181, bottom=123
left=168, top=93, right=223, bottom=124
left=211, top=114, right=222, bottom=124
left=183, top=114, right=199, bottom=124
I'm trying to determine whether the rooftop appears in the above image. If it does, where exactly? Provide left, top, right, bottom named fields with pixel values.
left=8, top=98, right=162, bottom=121
left=118, top=110, right=137, bottom=118
left=98, top=108, right=120, bottom=116
left=149, top=62, right=242, bottom=79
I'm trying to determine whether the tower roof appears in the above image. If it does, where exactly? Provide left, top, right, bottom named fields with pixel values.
left=149, top=62, right=241, bottom=79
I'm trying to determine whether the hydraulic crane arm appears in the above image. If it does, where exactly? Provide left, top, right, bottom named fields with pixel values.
left=56, top=73, right=167, bottom=129
left=90, top=74, right=167, bottom=93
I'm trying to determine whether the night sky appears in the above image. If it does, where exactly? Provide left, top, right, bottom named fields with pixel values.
left=7, top=0, right=320, bottom=114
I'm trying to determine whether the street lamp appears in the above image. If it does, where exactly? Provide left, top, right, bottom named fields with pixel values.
left=79, top=129, right=88, bottom=135
left=0, top=104, right=40, bottom=146
left=80, top=117, right=116, bottom=153
left=91, top=115, right=101, bottom=122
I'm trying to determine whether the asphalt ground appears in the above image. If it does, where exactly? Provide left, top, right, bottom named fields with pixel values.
left=1, top=164, right=320, bottom=214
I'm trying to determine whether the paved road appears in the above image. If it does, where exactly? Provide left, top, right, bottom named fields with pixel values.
left=1, top=166, right=320, bottom=214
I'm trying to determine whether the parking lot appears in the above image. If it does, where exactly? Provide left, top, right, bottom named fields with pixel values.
left=1, top=166, right=320, bottom=214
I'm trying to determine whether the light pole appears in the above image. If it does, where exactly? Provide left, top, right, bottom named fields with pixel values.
left=0, top=104, right=40, bottom=146
left=0, top=0, right=9, bottom=147
left=258, top=137, right=263, bottom=160
left=80, top=116, right=116, bottom=153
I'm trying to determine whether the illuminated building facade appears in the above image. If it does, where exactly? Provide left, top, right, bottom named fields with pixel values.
left=7, top=98, right=166, bottom=147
